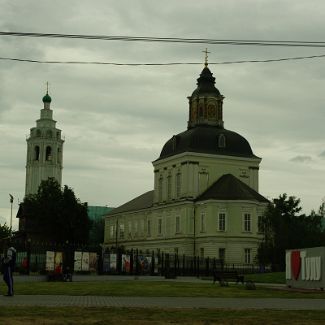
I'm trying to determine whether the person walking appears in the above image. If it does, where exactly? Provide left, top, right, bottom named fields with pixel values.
left=2, top=246, right=16, bottom=296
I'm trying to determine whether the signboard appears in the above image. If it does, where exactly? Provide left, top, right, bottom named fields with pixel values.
left=89, top=253, right=97, bottom=272
left=82, top=252, right=90, bottom=271
left=286, top=247, right=325, bottom=289
left=109, top=254, right=117, bottom=271
left=46, top=251, right=55, bottom=271
left=46, top=251, right=63, bottom=271
left=74, top=251, right=82, bottom=271
left=122, top=254, right=131, bottom=273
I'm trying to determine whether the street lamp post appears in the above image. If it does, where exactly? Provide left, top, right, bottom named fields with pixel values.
left=9, top=194, right=13, bottom=236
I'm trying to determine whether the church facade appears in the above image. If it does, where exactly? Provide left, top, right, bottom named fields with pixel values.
left=104, top=63, right=268, bottom=264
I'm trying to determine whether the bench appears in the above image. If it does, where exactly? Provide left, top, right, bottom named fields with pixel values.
left=213, top=271, right=244, bottom=285
left=47, top=272, right=73, bottom=282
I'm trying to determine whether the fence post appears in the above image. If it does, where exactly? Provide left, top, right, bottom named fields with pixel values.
left=26, top=239, right=31, bottom=275
left=151, top=251, right=155, bottom=275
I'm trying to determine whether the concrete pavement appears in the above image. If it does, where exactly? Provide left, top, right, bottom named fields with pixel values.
left=0, top=295, right=325, bottom=310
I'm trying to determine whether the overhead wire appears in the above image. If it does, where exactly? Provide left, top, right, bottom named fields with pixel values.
left=1, top=31, right=325, bottom=66
left=1, top=31, right=325, bottom=47
left=1, top=54, right=325, bottom=65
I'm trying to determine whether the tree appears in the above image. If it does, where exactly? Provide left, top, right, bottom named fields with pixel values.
left=22, top=178, right=91, bottom=244
left=0, top=223, right=11, bottom=240
left=257, top=193, right=324, bottom=271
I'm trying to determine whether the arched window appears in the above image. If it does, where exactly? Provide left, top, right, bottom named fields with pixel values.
left=34, top=146, right=40, bottom=160
left=36, top=129, right=41, bottom=137
left=218, top=134, right=226, bottom=148
left=199, top=105, right=204, bottom=117
left=46, top=146, right=52, bottom=161
left=57, top=148, right=61, bottom=163
left=46, top=130, right=52, bottom=138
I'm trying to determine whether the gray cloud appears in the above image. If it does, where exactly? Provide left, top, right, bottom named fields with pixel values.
left=319, top=151, right=325, bottom=158
left=1, top=0, right=325, bottom=215
left=290, top=156, right=313, bottom=163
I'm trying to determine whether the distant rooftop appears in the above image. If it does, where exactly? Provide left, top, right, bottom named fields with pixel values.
left=87, top=206, right=114, bottom=221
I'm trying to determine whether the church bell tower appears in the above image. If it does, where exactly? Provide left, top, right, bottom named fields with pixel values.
left=25, top=87, right=64, bottom=195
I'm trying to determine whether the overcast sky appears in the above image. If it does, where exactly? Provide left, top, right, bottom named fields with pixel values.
left=1, top=0, right=325, bottom=229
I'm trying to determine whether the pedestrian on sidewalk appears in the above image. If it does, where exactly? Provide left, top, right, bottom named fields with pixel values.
left=2, top=246, right=16, bottom=296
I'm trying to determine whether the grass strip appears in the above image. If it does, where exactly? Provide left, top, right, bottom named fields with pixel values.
left=1, top=307, right=325, bottom=325
left=1, top=280, right=324, bottom=299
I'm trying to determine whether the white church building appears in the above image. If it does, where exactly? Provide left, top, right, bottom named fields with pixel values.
left=104, top=61, right=269, bottom=265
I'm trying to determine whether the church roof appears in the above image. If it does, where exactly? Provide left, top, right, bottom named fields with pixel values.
left=158, top=125, right=257, bottom=160
left=196, top=174, right=269, bottom=203
left=108, top=190, right=154, bottom=215
left=191, top=66, right=221, bottom=97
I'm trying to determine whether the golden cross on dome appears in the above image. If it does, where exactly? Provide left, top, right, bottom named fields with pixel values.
left=202, top=48, right=210, bottom=67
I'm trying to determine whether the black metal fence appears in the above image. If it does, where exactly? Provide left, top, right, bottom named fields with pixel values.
left=1, top=238, right=267, bottom=276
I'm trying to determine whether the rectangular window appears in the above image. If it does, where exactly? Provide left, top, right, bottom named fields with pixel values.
left=175, top=216, right=180, bottom=233
left=219, top=248, right=225, bottom=261
left=176, top=173, right=181, bottom=198
left=134, top=221, right=138, bottom=236
left=244, top=213, right=251, bottom=232
left=218, top=213, right=226, bottom=231
left=140, top=219, right=144, bottom=234
left=167, top=175, right=172, bottom=200
left=110, top=225, right=114, bottom=238
left=147, top=220, right=151, bottom=236
left=158, top=177, right=163, bottom=201
left=258, top=215, right=264, bottom=233
left=128, top=221, right=132, bottom=236
left=158, top=218, right=162, bottom=235
left=244, top=248, right=251, bottom=264
left=119, top=224, right=125, bottom=239
left=200, top=213, right=206, bottom=232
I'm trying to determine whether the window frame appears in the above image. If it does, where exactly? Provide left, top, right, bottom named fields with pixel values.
left=218, top=212, right=226, bottom=231
left=243, top=213, right=251, bottom=232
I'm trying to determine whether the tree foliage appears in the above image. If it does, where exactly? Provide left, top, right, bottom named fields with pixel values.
left=0, top=223, right=11, bottom=240
left=258, top=193, right=324, bottom=270
left=23, top=178, right=91, bottom=244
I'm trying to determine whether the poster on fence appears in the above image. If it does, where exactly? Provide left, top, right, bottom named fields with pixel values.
left=46, top=251, right=55, bottom=271
left=154, top=257, right=159, bottom=274
left=74, top=251, right=82, bottom=271
left=122, top=254, right=131, bottom=273
left=138, top=255, right=152, bottom=274
left=89, top=253, right=97, bottom=272
left=54, top=252, right=63, bottom=270
left=109, top=253, right=117, bottom=271
left=102, top=253, right=110, bottom=273
left=82, top=252, right=90, bottom=271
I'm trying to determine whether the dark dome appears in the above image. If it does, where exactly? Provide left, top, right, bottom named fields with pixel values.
left=42, top=93, right=52, bottom=103
left=191, top=67, right=221, bottom=97
left=158, top=126, right=256, bottom=160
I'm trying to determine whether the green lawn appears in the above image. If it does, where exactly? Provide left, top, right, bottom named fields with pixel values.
left=245, top=272, right=285, bottom=284
left=2, top=280, right=324, bottom=299
left=1, top=307, right=325, bottom=325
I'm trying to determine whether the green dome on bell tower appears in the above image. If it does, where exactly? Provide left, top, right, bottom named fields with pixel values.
left=42, top=93, right=52, bottom=103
